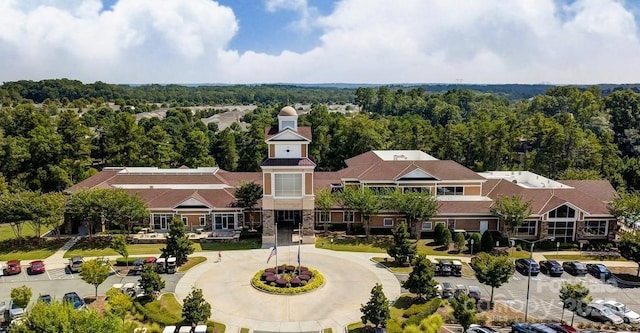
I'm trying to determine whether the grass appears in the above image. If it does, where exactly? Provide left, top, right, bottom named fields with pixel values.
left=543, top=254, right=629, bottom=261
left=207, top=321, right=226, bottom=333
left=158, top=293, right=182, bottom=319
left=0, top=224, right=37, bottom=241
left=64, top=237, right=205, bottom=258
left=240, top=329, right=250, bottom=333
left=347, top=322, right=365, bottom=333
left=507, top=251, right=533, bottom=259
left=199, top=239, right=262, bottom=251
left=372, top=257, right=413, bottom=273
left=315, top=236, right=389, bottom=253
left=179, top=256, right=207, bottom=272
left=0, top=237, right=67, bottom=261
left=323, top=329, right=333, bottom=333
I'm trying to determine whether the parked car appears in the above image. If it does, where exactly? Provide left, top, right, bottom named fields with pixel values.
left=132, top=258, right=145, bottom=275
left=511, top=322, right=555, bottom=333
left=63, top=292, right=86, bottom=310
left=441, top=282, right=454, bottom=298
left=539, top=260, right=563, bottom=277
left=466, top=324, right=498, bottom=333
left=578, top=302, right=624, bottom=324
left=28, top=260, right=45, bottom=275
left=586, top=263, right=612, bottom=279
left=467, top=285, right=482, bottom=303
left=4, top=260, right=21, bottom=275
left=543, top=323, right=579, bottom=333
left=562, top=261, right=587, bottom=276
left=38, top=294, right=52, bottom=304
left=515, top=258, right=540, bottom=276
left=68, top=256, right=83, bottom=273
left=8, top=300, right=25, bottom=320
left=594, top=299, right=640, bottom=323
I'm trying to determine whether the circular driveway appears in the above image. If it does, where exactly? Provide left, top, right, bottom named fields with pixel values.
left=175, top=245, right=400, bottom=332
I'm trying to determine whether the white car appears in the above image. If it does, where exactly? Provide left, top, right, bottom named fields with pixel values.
left=594, top=299, right=640, bottom=323
left=466, top=324, right=498, bottom=333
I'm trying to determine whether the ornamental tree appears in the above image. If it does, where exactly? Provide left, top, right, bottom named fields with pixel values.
left=79, top=259, right=111, bottom=299
left=490, top=195, right=532, bottom=241
left=360, top=283, right=390, bottom=328
left=182, top=287, right=212, bottom=328
left=390, top=190, right=439, bottom=240
left=110, top=235, right=129, bottom=269
left=451, top=294, right=477, bottom=331
left=470, top=252, right=515, bottom=309
left=138, top=264, right=165, bottom=298
left=387, top=221, right=417, bottom=265
left=559, top=281, right=591, bottom=326
left=618, top=231, right=640, bottom=276
left=161, top=216, right=195, bottom=265
left=234, top=181, right=263, bottom=231
left=403, top=255, right=439, bottom=301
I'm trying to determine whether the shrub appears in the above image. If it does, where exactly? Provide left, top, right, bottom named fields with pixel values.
left=115, top=257, right=145, bottom=266
left=133, top=299, right=182, bottom=326
left=433, top=223, right=447, bottom=245
left=480, top=230, right=494, bottom=252
left=252, top=268, right=325, bottom=295
left=402, top=298, right=441, bottom=320
left=468, top=233, right=481, bottom=252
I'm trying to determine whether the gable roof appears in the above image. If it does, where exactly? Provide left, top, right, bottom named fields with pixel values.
left=265, top=126, right=312, bottom=141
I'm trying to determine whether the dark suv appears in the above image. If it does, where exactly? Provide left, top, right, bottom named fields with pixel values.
left=515, top=258, right=540, bottom=276
left=562, top=261, right=587, bottom=276
left=539, top=260, right=563, bottom=277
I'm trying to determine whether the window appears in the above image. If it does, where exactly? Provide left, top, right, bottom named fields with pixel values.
left=403, top=187, right=431, bottom=194
left=584, top=220, right=608, bottom=236
left=331, top=184, right=344, bottom=194
left=343, top=211, right=354, bottom=223
left=152, top=214, right=173, bottom=230
left=281, top=120, right=295, bottom=129
left=548, top=221, right=575, bottom=241
left=199, top=215, right=207, bottom=227
left=276, top=210, right=301, bottom=223
left=317, top=211, right=330, bottom=223
left=548, top=205, right=576, bottom=218
left=274, top=174, right=303, bottom=197
left=514, top=221, right=537, bottom=236
left=437, top=186, right=463, bottom=196
left=422, top=221, right=433, bottom=230
left=181, top=216, right=188, bottom=226
left=384, top=218, right=394, bottom=227
left=213, top=213, right=235, bottom=230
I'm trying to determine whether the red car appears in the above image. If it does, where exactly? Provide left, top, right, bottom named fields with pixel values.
left=28, top=260, right=46, bottom=275
left=4, top=260, right=21, bottom=275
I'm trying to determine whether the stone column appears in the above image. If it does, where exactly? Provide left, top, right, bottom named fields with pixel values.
left=261, top=210, right=275, bottom=248
left=539, top=220, right=549, bottom=239
left=575, top=220, right=585, bottom=240
left=302, top=209, right=315, bottom=244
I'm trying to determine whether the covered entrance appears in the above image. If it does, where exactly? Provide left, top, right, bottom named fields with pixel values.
left=275, top=210, right=302, bottom=246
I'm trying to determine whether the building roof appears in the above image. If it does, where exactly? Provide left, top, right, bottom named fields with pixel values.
left=279, top=106, right=297, bottom=116
left=265, top=126, right=312, bottom=141
left=261, top=158, right=316, bottom=167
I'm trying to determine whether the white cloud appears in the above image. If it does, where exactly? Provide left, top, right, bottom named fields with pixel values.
left=0, top=0, right=639, bottom=84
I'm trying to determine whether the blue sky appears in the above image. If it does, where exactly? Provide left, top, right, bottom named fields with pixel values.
left=0, top=0, right=639, bottom=84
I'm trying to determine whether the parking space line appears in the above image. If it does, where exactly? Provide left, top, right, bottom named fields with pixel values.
left=46, top=270, right=52, bottom=280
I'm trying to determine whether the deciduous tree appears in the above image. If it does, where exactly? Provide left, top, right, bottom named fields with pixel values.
left=559, top=281, right=591, bottom=326
left=314, top=188, right=336, bottom=231
left=391, top=190, right=439, bottom=240
left=235, top=181, right=263, bottom=231
left=110, top=235, right=129, bottom=269
left=182, top=287, right=212, bottom=328
left=139, top=261, right=165, bottom=298
left=80, top=259, right=111, bottom=299
left=10, top=301, right=125, bottom=333
left=106, top=288, right=133, bottom=324
left=341, top=186, right=383, bottom=238
left=451, top=294, right=477, bottom=331
left=618, top=231, right=640, bottom=276
left=11, top=285, right=32, bottom=308
left=470, top=252, right=514, bottom=309
left=490, top=195, right=532, bottom=241
left=403, top=255, right=439, bottom=300
left=360, top=283, right=390, bottom=329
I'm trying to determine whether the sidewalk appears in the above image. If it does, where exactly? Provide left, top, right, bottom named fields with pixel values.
left=44, top=236, right=81, bottom=267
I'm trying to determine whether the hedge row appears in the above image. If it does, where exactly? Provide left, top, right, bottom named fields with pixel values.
left=251, top=268, right=324, bottom=295
left=402, top=298, right=442, bottom=327
left=115, top=257, right=146, bottom=266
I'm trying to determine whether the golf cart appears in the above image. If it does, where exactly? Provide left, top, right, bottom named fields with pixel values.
left=132, top=258, right=144, bottom=275
left=437, top=259, right=452, bottom=276
left=156, top=257, right=166, bottom=274
left=166, top=256, right=177, bottom=274
left=452, top=260, right=463, bottom=277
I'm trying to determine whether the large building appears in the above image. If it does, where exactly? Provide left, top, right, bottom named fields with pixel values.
left=68, top=106, right=619, bottom=246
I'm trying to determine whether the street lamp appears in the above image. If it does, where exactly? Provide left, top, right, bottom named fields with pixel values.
left=511, top=236, right=554, bottom=322
left=470, top=238, right=474, bottom=256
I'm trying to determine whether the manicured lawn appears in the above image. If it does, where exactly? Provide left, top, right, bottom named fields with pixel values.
left=199, top=239, right=261, bottom=251
left=372, top=257, right=413, bottom=273
left=315, top=236, right=389, bottom=253
left=323, top=329, right=333, bottom=333
left=508, top=251, right=533, bottom=259
left=543, top=254, right=629, bottom=262
left=240, top=328, right=250, bottom=333
left=179, top=256, right=207, bottom=272
left=0, top=224, right=37, bottom=241
left=64, top=237, right=205, bottom=258
left=0, top=238, right=67, bottom=261
left=347, top=322, right=364, bottom=333
left=415, top=240, right=452, bottom=256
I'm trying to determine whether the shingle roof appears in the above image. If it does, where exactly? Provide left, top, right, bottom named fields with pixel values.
left=261, top=158, right=316, bottom=167
left=66, top=169, right=119, bottom=192
left=265, top=126, right=312, bottom=140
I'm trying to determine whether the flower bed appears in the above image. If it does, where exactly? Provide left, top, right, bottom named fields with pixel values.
left=251, top=264, right=324, bottom=295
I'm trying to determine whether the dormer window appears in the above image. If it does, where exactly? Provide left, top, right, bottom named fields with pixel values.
left=281, top=120, right=296, bottom=130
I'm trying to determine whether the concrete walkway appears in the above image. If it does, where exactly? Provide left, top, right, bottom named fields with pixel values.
left=44, top=236, right=81, bottom=267
left=174, top=245, right=401, bottom=333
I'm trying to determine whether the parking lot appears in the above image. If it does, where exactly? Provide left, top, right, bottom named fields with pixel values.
left=398, top=268, right=640, bottom=324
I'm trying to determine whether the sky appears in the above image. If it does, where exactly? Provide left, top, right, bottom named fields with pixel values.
left=0, top=0, right=640, bottom=84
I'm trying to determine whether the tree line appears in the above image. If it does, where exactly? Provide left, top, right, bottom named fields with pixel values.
left=0, top=82, right=640, bottom=193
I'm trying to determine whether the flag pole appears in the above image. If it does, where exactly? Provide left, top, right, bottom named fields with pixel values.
left=298, top=222, right=302, bottom=275
left=275, top=222, right=278, bottom=273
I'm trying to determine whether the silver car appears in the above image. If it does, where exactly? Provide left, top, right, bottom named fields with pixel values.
left=579, top=303, right=624, bottom=324
left=594, top=299, right=640, bottom=323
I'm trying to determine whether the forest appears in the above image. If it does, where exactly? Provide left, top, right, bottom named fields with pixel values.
left=0, top=79, right=639, bottom=194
